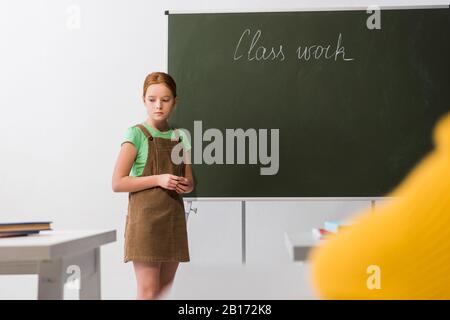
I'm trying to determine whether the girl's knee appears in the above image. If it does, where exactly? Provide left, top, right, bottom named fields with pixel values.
left=159, top=279, right=175, bottom=297
left=137, top=287, right=161, bottom=300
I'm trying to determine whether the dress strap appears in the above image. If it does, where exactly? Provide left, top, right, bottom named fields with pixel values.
left=172, top=128, right=183, bottom=142
left=135, top=124, right=182, bottom=142
left=134, top=124, right=153, bottom=140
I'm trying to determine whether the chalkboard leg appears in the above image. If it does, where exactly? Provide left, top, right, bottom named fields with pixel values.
left=371, top=200, right=376, bottom=213
left=185, top=201, right=192, bottom=221
left=241, top=201, right=246, bottom=265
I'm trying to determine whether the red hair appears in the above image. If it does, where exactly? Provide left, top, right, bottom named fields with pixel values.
left=142, top=72, right=177, bottom=98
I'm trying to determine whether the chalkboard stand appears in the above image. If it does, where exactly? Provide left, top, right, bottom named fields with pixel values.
left=241, top=201, right=246, bottom=264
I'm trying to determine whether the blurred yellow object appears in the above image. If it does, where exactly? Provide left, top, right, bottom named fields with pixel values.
left=309, top=112, right=450, bottom=299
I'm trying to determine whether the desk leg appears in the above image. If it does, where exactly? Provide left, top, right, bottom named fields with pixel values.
left=38, top=259, right=64, bottom=300
left=79, top=247, right=101, bottom=300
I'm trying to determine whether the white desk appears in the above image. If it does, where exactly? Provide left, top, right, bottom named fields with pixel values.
left=284, top=231, right=322, bottom=262
left=0, top=230, right=116, bottom=300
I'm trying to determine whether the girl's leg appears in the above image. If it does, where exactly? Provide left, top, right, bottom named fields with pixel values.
left=159, top=262, right=179, bottom=298
left=133, top=261, right=162, bottom=300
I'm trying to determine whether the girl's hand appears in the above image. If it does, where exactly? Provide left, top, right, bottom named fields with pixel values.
left=157, top=174, right=181, bottom=190
left=175, top=177, right=193, bottom=194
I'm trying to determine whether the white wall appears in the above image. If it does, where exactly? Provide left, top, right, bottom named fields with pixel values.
left=0, top=0, right=447, bottom=299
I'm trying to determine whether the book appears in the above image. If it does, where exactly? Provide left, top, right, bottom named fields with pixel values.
left=311, top=228, right=332, bottom=240
left=0, top=230, right=41, bottom=238
left=324, top=221, right=350, bottom=233
left=0, top=221, right=52, bottom=233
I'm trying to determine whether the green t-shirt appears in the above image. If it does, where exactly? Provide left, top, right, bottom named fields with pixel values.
left=122, top=122, right=191, bottom=177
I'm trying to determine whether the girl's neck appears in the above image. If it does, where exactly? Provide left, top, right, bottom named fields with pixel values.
left=145, top=119, right=170, bottom=133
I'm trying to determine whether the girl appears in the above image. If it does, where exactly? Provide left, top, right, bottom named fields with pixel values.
left=112, top=72, right=194, bottom=300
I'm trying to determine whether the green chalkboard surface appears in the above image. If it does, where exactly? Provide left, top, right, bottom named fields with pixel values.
left=167, top=8, right=449, bottom=198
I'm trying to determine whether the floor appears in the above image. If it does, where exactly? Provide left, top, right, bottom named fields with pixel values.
left=163, top=262, right=318, bottom=300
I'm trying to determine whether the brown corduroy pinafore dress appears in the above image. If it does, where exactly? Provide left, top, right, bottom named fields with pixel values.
left=124, top=124, right=190, bottom=263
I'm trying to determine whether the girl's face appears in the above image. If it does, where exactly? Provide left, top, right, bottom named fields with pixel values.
left=143, top=83, right=177, bottom=124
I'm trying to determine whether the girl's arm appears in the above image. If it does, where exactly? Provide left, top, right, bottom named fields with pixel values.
left=112, top=142, right=180, bottom=192
left=175, top=150, right=195, bottom=194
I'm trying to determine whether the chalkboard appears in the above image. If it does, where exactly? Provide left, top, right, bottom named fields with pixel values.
left=167, top=8, right=449, bottom=198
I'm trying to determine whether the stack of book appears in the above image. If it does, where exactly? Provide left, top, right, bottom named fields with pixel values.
left=0, top=221, right=52, bottom=238
left=312, top=220, right=351, bottom=240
